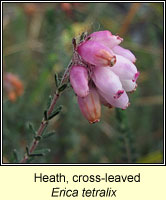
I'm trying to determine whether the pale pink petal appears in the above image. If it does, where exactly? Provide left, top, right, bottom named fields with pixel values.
left=77, top=87, right=101, bottom=123
left=98, top=89, right=129, bottom=109
left=77, top=40, right=116, bottom=67
left=92, top=66, right=124, bottom=99
left=112, top=45, right=136, bottom=63
left=88, top=30, right=123, bottom=48
left=70, top=65, right=89, bottom=97
left=110, top=55, right=139, bottom=81
left=121, top=79, right=137, bottom=92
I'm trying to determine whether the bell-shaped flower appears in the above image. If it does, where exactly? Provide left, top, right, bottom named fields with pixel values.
left=92, top=66, right=124, bottom=100
left=110, top=55, right=140, bottom=82
left=98, top=89, right=129, bottom=109
left=70, top=30, right=140, bottom=121
left=70, top=65, right=89, bottom=97
left=77, top=40, right=116, bottom=67
left=88, top=30, right=123, bottom=48
left=77, top=87, right=101, bottom=123
left=112, top=45, right=136, bottom=63
left=121, top=79, right=137, bottom=92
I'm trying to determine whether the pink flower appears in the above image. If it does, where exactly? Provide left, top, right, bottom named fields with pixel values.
left=70, top=30, right=140, bottom=122
left=110, top=55, right=139, bottom=82
left=77, top=40, right=116, bottom=67
left=88, top=30, right=123, bottom=48
left=70, top=65, right=89, bottom=97
left=98, top=89, right=129, bottom=110
left=112, top=45, right=136, bottom=63
left=121, top=79, right=137, bottom=92
left=77, top=87, right=101, bottom=123
left=92, top=66, right=125, bottom=100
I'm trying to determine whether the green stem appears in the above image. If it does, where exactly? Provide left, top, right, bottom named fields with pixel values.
left=20, top=61, right=72, bottom=163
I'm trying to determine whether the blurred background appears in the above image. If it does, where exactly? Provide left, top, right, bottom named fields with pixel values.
left=3, top=2, right=164, bottom=164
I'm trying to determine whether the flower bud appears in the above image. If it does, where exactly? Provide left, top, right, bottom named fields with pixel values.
left=92, top=66, right=124, bottom=100
left=121, top=79, right=137, bottom=92
left=77, top=87, right=101, bottom=123
left=70, top=65, right=89, bottom=97
left=98, top=89, right=129, bottom=109
left=110, top=55, right=139, bottom=82
left=88, top=30, right=123, bottom=48
left=77, top=40, right=116, bottom=67
left=112, top=45, right=136, bottom=63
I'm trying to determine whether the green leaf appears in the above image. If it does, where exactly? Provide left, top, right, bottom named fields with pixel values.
left=80, top=31, right=88, bottom=41
left=48, top=105, right=63, bottom=120
left=35, top=135, right=42, bottom=141
left=29, top=153, right=44, bottom=157
left=28, top=122, right=36, bottom=137
left=26, top=146, right=30, bottom=156
left=47, top=95, right=53, bottom=109
left=43, top=131, right=56, bottom=139
left=34, top=148, right=51, bottom=156
left=44, top=110, right=48, bottom=121
left=54, top=73, right=60, bottom=88
left=58, top=84, right=68, bottom=93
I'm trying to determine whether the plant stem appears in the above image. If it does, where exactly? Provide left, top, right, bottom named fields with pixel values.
left=20, top=61, right=72, bottom=163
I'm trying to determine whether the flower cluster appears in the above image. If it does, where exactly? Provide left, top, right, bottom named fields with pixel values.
left=69, top=30, right=140, bottom=123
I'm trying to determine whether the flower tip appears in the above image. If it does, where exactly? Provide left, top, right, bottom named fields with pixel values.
left=89, top=119, right=100, bottom=124
left=116, top=35, right=123, bottom=42
left=125, top=102, right=131, bottom=109
left=114, top=90, right=124, bottom=99
left=121, top=102, right=130, bottom=110
left=127, top=102, right=131, bottom=107
left=133, top=58, right=137, bottom=64
left=129, top=83, right=138, bottom=93
left=132, top=71, right=140, bottom=82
